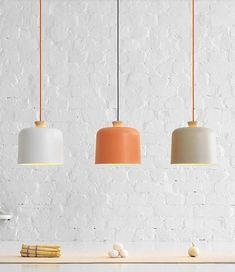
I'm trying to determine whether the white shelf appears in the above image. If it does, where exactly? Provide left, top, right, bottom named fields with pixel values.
left=0, top=242, right=235, bottom=264
left=0, top=254, right=235, bottom=264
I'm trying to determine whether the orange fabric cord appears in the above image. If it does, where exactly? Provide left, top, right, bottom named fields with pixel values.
left=192, top=0, right=195, bottom=122
left=39, top=0, right=42, bottom=121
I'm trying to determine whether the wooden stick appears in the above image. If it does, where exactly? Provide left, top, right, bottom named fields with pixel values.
left=22, top=244, right=60, bottom=249
left=21, top=247, right=60, bottom=253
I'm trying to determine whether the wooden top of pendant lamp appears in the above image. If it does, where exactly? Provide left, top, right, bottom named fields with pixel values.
left=35, top=121, right=47, bottom=128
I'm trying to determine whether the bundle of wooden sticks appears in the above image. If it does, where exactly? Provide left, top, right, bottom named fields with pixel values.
left=20, top=244, right=61, bottom=258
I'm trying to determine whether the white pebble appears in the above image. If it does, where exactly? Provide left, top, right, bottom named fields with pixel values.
left=108, top=249, right=119, bottom=258
left=120, top=249, right=128, bottom=258
left=113, top=242, right=124, bottom=252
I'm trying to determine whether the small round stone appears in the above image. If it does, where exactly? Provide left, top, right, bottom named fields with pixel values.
left=108, top=249, right=119, bottom=258
left=120, top=249, right=128, bottom=258
left=113, top=242, right=124, bottom=252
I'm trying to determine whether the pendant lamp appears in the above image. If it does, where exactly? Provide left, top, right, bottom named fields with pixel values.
left=95, top=0, right=141, bottom=165
left=18, top=0, right=63, bottom=166
left=171, top=0, right=216, bottom=165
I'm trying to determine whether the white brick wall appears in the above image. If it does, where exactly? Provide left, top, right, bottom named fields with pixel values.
left=0, top=0, right=234, bottom=242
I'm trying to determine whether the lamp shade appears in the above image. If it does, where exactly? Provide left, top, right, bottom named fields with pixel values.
left=18, top=127, right=64, bottom=165
left=95, top=121, right=141, bottom=164
left=171, top=122, right=216, bottom=165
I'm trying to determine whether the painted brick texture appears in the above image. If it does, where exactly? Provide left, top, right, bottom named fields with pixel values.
left=0, top=0, right=234, bottom=242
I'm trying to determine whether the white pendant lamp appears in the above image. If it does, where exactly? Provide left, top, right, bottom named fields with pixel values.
left=95, top=0, right=141, bottom=165
left=171, top=0, right=216, bottom=165
left=18, top=0, right=63, bottom=166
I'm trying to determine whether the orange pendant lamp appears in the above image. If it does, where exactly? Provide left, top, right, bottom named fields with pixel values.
left=95, top=0, right=141, bottom=165
left=171, top=0, right=216, bottom=165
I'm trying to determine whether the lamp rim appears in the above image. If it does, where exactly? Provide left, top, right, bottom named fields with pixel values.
left=18, top=163, right=64, bottom=166
left=19, top=127, right=62, bottom=132
left=97, top=125, right=139, bottom=130
left=172, top=126, right=215, bottom=132
left=95, top=163, right=140, bottom=165
left=171, top=163, right=216, bottom=166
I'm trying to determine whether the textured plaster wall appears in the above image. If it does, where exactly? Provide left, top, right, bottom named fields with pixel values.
left=0, top=0, right=234, bottom=242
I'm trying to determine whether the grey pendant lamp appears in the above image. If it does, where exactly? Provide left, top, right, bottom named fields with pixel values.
left=18, top=0, right=64, bottom=166
left=171, top=0, right=216, bottom=165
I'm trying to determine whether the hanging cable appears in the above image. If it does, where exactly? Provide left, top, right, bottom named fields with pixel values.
left=39, top=0, right=42, bottom=121
left=116, top=0, right=120, bottom=121
left=192, top=0, right=195, bottom=122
